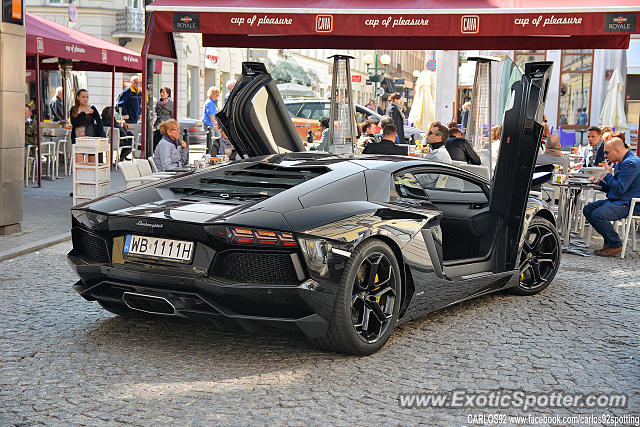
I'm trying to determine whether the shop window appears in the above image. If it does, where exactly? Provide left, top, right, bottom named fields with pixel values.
left=186, top=66, right=200, bottom=119
left=514, top=50, right=546, bottom=72
left=626, top=75, right=640, bottom=124
left=557, top=50, right=593, bottom=128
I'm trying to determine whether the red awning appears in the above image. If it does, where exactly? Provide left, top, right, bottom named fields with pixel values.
left=25, top=12, right=142, bottom=72
left=146, top=0, right=640, bottom=52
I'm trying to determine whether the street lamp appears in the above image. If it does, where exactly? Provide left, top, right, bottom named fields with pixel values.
left=363, top=53, right=391, bottom=106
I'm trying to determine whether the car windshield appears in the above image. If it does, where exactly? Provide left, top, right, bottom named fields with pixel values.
left=169, top=163, right=328, bottom=203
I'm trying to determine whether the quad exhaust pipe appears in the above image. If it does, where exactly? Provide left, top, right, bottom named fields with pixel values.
left=122, top=292, right=176, bottom=315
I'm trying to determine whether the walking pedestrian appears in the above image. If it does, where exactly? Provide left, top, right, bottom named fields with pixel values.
left=385, top=93, right=405, bottom=144
left=117, top=75, right=142, bottom=125
left=203, top=86, right=220, bottom=137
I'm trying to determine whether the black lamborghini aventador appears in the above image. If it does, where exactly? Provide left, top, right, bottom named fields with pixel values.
left=68, top=62, right=560, bottom=355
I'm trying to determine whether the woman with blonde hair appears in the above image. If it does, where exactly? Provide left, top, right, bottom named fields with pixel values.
left=154, top=119, right=187, bottom=172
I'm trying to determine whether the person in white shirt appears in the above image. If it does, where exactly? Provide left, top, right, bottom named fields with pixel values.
left=421, top=124, right=452, bottom=187
left=425, top=124, right=452, bottom=164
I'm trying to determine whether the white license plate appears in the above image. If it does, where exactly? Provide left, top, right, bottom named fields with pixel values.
left=123, top=235, right=194, bottom=262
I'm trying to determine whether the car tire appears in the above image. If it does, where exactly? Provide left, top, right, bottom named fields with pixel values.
left=511, top=216, right=561, bottom=296
left=309, top=239, right=402, bottom=355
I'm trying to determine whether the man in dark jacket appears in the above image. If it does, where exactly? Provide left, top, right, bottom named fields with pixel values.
left=117, top=75, right=142, bottom=124
left=385, top=93, right=405, bottom=144
left=363, top=124, right=407, bottom=155
left=445, top=122, right=481, bottom=164
left=49, top=87, right=64, bottom=122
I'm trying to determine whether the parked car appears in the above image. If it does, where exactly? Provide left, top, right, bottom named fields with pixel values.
left=284, top=98, right=426, bottom=143
left=68, top=61, right=559, bottom=355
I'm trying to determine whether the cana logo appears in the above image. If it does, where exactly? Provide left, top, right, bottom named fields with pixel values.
left=316, top=15, right=333, bottom=33
left=173, top=12, right=200, bottom=31
left=605, top=13, right=635, bottom=32
left=461, top=15, right=479, bottom=34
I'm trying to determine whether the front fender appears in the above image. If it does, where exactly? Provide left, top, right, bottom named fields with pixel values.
left=518, top=198, right=556, bottom=253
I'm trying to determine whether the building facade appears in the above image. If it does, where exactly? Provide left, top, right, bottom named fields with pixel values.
left=26, top=0, right=146, bottom=110
left=433, top=40, right=640, bottom=147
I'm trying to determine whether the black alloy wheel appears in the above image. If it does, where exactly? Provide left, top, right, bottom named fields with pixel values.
left=351, top=252, right=397, bottom=343
left=513, top=217, right=561, bottom=295
left=309, top=239, right=401, bottom=355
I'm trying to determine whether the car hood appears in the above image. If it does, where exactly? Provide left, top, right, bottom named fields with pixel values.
left=216, top=62, right=306, bottom=158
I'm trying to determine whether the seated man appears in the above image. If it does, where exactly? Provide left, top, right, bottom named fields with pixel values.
left=25, top=104, right=36, bottom=147
left=425, top=123, right=452, bottom=164
left=420, top=124, right=452, bottom=188
left=535, top=134, right=570, bottom=175
left=445, top=121, right=480, bottom=164
left=362, top=124, right=407, bottom=155
left=583, top=137, right=640, bottom=256
left=583, top=126, right=605, bottom=168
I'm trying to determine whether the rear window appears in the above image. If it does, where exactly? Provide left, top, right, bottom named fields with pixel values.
left=285, top=103, right=302, bottom=117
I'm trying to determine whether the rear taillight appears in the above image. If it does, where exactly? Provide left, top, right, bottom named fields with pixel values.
left=205, top=225, right=298, bottom=247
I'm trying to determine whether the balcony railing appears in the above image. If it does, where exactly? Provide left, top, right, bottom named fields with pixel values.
left=114, top=8, right=145, bottom=35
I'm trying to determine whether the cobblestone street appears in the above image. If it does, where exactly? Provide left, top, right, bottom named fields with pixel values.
left=0, top=242, right=638, bottom=425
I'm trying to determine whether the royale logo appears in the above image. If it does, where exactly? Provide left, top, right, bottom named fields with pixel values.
left=316, top=15, right=333, bottom=33
left=137, top=221, right=163, bottom=229
left=461, top=15, right=479, bottom=34
left=173, top=13, right=200, bottom=31
left=605, top=13, right=635, bottom=32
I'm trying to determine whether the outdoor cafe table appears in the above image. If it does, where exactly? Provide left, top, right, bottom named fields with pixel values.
left=552, top=180, right=601, bottom=257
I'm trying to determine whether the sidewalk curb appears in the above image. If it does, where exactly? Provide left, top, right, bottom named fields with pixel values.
left=0, top=233, right=71, bottom=262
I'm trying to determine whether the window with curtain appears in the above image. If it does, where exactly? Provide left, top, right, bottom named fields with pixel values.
left=557, top=49, right=594, bottom=127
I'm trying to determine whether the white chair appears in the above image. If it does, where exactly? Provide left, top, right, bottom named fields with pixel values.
left=40, top=141, right=58, bottom=180
left=133, top=158, right=153, bottom=177
left=56, top=134, right=72, bottom=176
left=117, top=160, right=142, bottom=189
left=621, top=198, right=640, bottom=259
left=24, top=145, right=36, bottom=185
left=148, top=156, right=158, bottom=173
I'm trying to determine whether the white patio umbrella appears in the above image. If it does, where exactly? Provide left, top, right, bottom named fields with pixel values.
left=600, top=68, right=628, bottom=130
left=408, top=70, right=436, bottom=130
